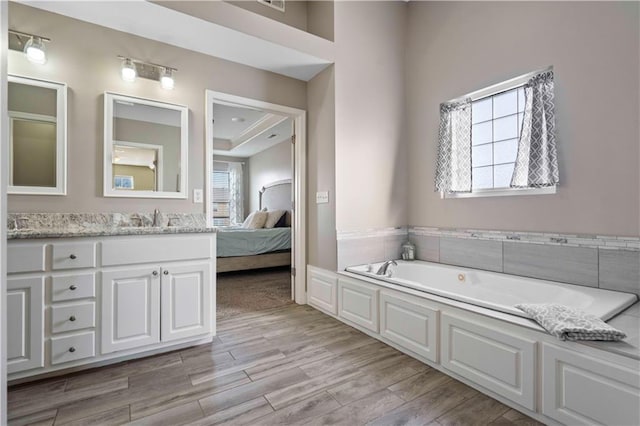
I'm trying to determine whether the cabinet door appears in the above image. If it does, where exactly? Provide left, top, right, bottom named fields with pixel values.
left=101, top=267, right=160, bottom=354
left=338, top=277, right=379, bottom=333
left=380, top=290, right=439, bottom=362
left=441, top=312, right=536, bottom=410
left=542, top=343, right=640, bottom=426
left=161, top=262, right=212, bottom=342
left=7, top=277, right=44, bottom=373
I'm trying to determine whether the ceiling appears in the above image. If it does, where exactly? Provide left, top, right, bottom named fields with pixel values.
left=19, top=0, right=333, bottom=81
left=212, top=103, right=292, bottom=158
left=114, top=101, right=181, bottom=127
left=113, top=144, right=157, bottom=168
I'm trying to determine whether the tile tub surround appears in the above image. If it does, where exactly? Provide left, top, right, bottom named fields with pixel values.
left=336, top=228, right=407, bottom=270
left=7, top=212, right=212, bottom=239
left=338, top=227, right=640, bottom=295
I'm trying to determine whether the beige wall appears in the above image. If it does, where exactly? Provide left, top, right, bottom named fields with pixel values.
left=307, top=1, right=334, bottom=42
left=247, top=140, right=292, bottom=213
left=334, top=1, right=408, bottom=232
left=7, top=3, right=306, bottom=213
left=406, top=1, right=640, bottom=237
left=226, top=0, right=307, bottom=32
left=307, top=65, right=336, bottom=270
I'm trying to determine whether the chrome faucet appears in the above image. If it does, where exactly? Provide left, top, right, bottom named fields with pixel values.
left=152, top=209, right=160, bottom=227
left=376, top=260, right=397, bottom=275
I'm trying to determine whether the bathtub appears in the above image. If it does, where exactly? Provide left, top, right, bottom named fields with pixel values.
left=346, top=260, right=638, bottom=321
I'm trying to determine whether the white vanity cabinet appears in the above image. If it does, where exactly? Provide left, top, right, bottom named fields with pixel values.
left=7, top=232, right=216, bottom=381
left=101, top=266, right=161, bottom=354
left=7, top=277, right=44, bottom=374
left=101, top=262, right=212, bottom=353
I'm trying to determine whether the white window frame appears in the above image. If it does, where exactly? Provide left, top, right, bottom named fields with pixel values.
left=443, top=66, right=556, bottom=199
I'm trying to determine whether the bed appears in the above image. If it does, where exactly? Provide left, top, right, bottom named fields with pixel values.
left=216, top=179, right=292, bottom=273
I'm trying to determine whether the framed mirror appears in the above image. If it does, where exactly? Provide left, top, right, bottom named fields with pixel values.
left=8, top=75, right=67, bottom=195
left=104, top=92, right=188, bottom=199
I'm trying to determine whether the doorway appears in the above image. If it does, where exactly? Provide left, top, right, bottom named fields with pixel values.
left=205, top=91, right=306, bottom=322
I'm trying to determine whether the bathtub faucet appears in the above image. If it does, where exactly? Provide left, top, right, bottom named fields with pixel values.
left=376, top=260, right=397, bottom=275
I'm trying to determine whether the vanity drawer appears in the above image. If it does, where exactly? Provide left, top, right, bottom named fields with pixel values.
left=50, top=331, right=95, bottom=365
left=52, top=242, right=96, bottom=270
left=52, top=274, right=95, bottom=301
left=51, top=302, right=95, bottom=334
left=102, top=236, right=212, bottom=266
left=7, top=243, right=46, bottom=273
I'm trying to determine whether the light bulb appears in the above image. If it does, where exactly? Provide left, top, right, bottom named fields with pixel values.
left=121, top=58, right=136, bottom=83
left=24, top=37, right=46, bottom=65
left=160, top=68, right=174, bottom=90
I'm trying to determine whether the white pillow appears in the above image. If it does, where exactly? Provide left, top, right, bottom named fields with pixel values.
left=264, top=209, right=285, bottom=229
left=242, top=211, right=268, bottom=229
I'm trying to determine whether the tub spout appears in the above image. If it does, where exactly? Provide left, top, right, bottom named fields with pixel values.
left=376, top=260, right=397, bottom=275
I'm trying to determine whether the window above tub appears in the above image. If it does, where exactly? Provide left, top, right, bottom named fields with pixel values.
left=435, top=67, right=559, bottom=199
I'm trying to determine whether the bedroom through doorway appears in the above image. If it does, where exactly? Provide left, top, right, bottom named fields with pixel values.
left=205, top=91, right=306, bottom=321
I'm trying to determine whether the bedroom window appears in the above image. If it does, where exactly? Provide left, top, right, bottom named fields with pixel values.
left=212, top=170, right=231, bottom=226
left=435, top=67, right=559, bottom=198
left=212, top=160, right=244, bottom=226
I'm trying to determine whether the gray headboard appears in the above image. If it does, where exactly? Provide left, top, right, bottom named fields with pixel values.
left=259, top=179, right=292, bottom=225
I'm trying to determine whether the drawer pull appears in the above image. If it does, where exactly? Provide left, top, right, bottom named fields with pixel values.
left=152, top=270, right=158, bottom=276
left=69, top=285, right=77, bottom=290
left=69, top=254, right=77, bottom=260
left=163, top=270, right=169, bottom=275
left=69, top=347, right=76, bottom=353
left=69, top=315, right=76, bottom=322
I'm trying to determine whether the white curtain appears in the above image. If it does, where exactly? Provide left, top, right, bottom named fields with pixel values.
left=228, top=162, right=244, bottom=225
left=434, top=99, right=473, bottom=194
left=511, top=70, right=559, bottom=188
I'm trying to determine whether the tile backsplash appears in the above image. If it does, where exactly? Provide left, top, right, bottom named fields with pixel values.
left=337, top=226, right=640, bottom=296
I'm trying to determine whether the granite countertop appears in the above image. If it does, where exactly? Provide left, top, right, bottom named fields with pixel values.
left=7, top=212, right=215, bottom=240
left=8, top=225, right=216, bottom=240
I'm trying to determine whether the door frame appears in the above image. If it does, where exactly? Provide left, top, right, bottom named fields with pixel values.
left=205, top=90, right=307, bottom=304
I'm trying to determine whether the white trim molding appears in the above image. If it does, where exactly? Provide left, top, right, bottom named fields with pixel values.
left=205, top=91, right=307, bottom=304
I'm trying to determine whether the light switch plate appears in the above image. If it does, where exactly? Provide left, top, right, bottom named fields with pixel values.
left=316, top=191, right=329, bottom=204
left=193, top=189, right=203, bottom=204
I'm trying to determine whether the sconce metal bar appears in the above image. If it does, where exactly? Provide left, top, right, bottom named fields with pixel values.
left=9, top=29, right=51, bottom=43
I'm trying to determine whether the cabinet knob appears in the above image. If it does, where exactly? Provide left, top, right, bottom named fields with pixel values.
left=152, top=270, right=158, bottom=276
left=163, top=270, right=169, bottom=275
left=69, top=285, right=77, bottom=291
left=69, top=347, right=76, bottom=353
left=69, top=316, right=76, bottom=322
left=69, top=254, right=77, bottom=260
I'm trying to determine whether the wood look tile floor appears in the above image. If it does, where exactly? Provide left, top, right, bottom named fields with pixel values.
left=8, top=305, right=544, bottom=426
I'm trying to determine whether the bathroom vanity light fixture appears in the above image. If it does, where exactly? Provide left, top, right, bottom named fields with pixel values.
left=121, top=58, right=137, bottom=82
left=9, top=29, right=49, bottom=64
left=118, top=56, right=177, bottom=90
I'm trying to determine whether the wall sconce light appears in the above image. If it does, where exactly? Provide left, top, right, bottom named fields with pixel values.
left=9, top=29, right=50, bottom=65
left=121, top=58, right=137, bottom=83
left=118, top=56, right=177, bottom=90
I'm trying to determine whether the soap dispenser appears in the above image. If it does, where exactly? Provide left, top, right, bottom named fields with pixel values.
left=401, top=240, right=416, bottom=261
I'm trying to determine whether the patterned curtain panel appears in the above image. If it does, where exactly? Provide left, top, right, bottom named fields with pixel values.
left=228, top=162, right=244, bottom=225
left=435, top=99, right=472, bottom=193
left=511, top=71, right=559, bottom=188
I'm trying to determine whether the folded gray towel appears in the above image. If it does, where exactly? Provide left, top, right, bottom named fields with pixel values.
left=515, top=303, right=626, bottom=341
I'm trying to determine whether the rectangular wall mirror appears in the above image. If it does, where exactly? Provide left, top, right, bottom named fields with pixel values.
left=8, top=75, right=67, bottom=195
left=104, top=92, right=188, bottom=199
